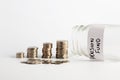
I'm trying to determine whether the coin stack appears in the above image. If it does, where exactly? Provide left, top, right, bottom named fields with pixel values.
left=16, top=52, right=24, bottom=58
left=56, top=40, right=68, bottom=59
left=42, top=43, right=52, bottom=58
left=27, top=47, right=38, bottom=58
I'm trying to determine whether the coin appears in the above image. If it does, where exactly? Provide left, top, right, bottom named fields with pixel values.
left=43, top=43, right=52, bottom=48
left=21, top=59, right=42, bottom=64
left=41, top=60, right=52, bottom=64
left=56, top=40, right=68, bottom=48
left=51, top=60, right=69, bottom=65
left=27, top=59, right=42, bottom=64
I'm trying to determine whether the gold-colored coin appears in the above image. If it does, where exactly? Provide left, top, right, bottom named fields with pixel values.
left=27, top=59, right=42, bottom=64
left=21, top=59, right=42, bottom=64
left=43, top=43, right=52, bottom=48
left=41, top=60, right=52, bottom=64
left=51, top=60, right=69, bottom=65
left=56, top=40, right=68, bottom=48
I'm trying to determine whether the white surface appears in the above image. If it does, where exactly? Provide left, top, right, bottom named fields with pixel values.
left=1, top=56, right=120, bottom=80
left=1, top=0, right=120, bottom=80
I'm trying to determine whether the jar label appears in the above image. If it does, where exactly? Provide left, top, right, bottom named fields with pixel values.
left=88, top=25, right=104, bottom=60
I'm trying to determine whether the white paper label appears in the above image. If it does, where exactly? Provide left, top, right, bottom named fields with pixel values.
left=88, top=26, right=104, bottom=60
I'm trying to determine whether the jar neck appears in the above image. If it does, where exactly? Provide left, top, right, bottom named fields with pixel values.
left=71, top=25, right=89, bottom=57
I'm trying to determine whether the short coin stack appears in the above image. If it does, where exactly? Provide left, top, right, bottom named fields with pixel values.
left=27, top=47, right=38, bottom=58
left=42, top=43, right=52, bottom=58
left=56, top=40, right=68, bottom=59
left=16, top=52, right=24, bottom=58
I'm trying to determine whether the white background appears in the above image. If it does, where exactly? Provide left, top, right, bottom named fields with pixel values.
left=0, top=0, right=120, bottom=80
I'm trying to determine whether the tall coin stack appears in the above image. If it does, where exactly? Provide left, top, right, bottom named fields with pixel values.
left=42, top=43, right=52, bottom=58
left=56, top=40, right=68, bottom=59
left=27, top=47, right=38, bottom=58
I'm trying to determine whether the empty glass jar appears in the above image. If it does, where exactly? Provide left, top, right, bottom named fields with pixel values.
left=71, top=24, right=120, bottom=60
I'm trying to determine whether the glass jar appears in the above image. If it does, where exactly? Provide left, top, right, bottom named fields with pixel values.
left=71, top=24, right=120, bottom=60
